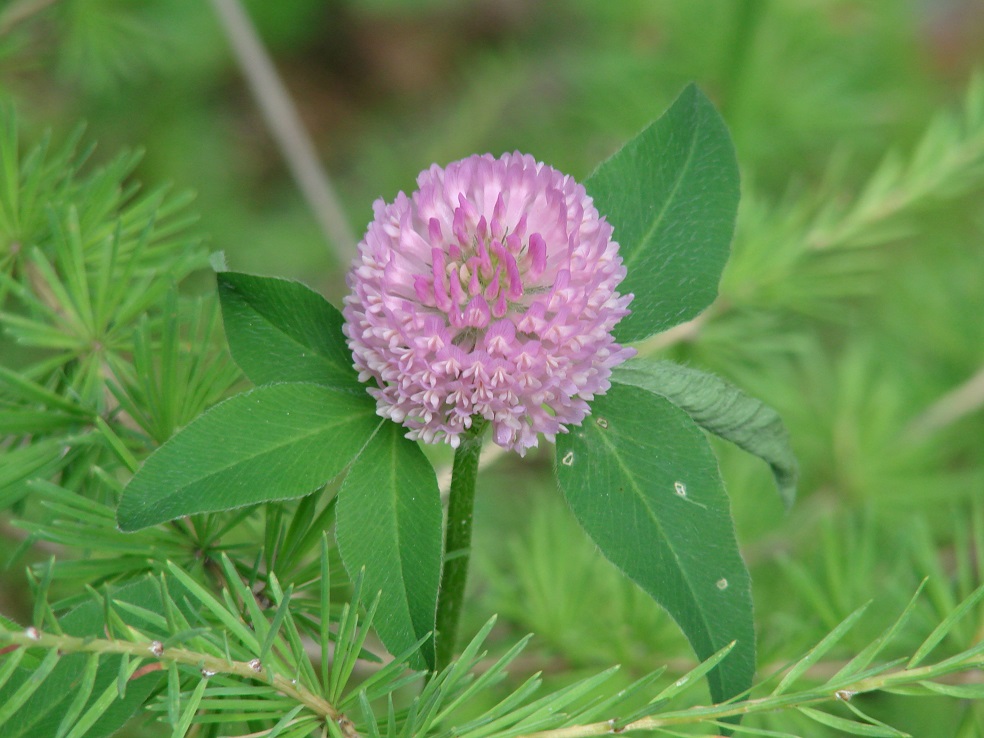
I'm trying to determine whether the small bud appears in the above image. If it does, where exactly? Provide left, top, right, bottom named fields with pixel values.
left=248, top=658, right=262, bottom=672
left=835, top=689, right=857, bottom=701
left=149, top=641, right=164, bottom=657
left=25, top=627, right=41, bottom=641
left=338, top=717, right=358, bottom=738
left=201, top=668, right=216, bottom=678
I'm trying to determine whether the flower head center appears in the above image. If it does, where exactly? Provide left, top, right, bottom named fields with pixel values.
left=414, top=195, right=549, bottom=340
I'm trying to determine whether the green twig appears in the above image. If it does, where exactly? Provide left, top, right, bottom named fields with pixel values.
left=434, top=418, right=488, bottom=671
left=514, top=648, right=984, bottom=738
left=0, top=626, right=357, bottom=736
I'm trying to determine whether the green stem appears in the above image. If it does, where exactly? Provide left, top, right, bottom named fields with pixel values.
left=0, top=627, right=348, bottom=726
left=434, top=418, right=488, bottom=671
left=719, top=0, right=767, bottom=117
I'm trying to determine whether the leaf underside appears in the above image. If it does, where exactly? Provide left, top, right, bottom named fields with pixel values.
left=614, top=358, right=798, bottom=508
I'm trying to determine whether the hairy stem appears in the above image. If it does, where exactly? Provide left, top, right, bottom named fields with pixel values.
left=0, top=627, right=358, bottom=737
left=434, top=418, right=488, bottom=671
left=515, top=649, right=984, bottom=738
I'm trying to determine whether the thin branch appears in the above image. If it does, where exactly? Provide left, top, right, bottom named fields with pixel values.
left=209, top=0, right=357, bottom=264
left=515, top=651, right=984, bottom=738
left=0, top=0, right=59, bottom=37
left=636, top=310, right=711, bottom=354
left=906, top=362, right=984, bottom=440
left=0, top=626, right=360, bottom=738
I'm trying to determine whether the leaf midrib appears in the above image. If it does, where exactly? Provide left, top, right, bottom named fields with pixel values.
left=228, top=279, right=353, bottom=379
left=622, top=98, right=703, bottom=272
left=128, top=393, right=377, bottom=507
left=590, top=418, right=718, bottom=661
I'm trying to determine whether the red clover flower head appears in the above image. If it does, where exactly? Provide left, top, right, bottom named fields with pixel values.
left=343, top=152, right=635, bottom=454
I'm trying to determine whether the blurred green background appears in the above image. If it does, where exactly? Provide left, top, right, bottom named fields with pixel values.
left=2, top=0, right=984, bottom=734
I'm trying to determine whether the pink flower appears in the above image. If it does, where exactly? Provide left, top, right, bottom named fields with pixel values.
left=343, top=152, right=634, bottom=454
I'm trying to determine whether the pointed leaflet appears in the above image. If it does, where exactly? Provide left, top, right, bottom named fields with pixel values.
left=556, top=383, right=754, bottom=706
left=117, top=383, right=380, bottom=531
left=613, top=358, right=798, bottom=508
left=585, top=84, right=739, bottom=343
left=217, top=271, right=362, bottom=390
left=336, top=422, right=442, bottom=670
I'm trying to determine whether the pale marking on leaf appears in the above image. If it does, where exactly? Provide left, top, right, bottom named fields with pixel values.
left=717, top=578, right=729, bottom=590
left=673, top=480, right=708, bottom=509
left=588, top=411, right=718, bottom=655
left=561, top=451, right=575, bottom=466
left=596, top=417, right=609, bottom=429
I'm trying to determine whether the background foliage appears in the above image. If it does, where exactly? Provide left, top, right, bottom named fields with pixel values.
left=2, top=1, right=984, bottom=736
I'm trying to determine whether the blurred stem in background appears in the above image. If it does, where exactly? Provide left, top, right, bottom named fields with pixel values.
left=209, top=0, right=357, bottom=265
left=719, top=0, right=768, bottom=117
left=0, top=0, right=58, bottom=37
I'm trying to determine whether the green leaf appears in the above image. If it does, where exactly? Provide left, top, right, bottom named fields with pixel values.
left=117, top=383, right=381, bottom=531
left=613, top=358, right=798, bottom=507
left=0, top=579, right=166, bottom=738
left=907, top=580, right=984, bottom=668
left=797, top=707, right=906, bottom=737
left=555, top=383, right=754, bottom=706
left=217, top=271, right=361, bottom=390
left=336, top=422, right=442, bottom=670
left=585, top=84, right=739, bottom=343
left=772, top=601, right=870, bottom=696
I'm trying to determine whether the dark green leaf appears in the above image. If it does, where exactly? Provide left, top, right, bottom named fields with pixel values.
left=336, top=422, right=442, bottom=670
left=0, top=579, right=165, bottom=738
left=217, top=271, right=361, bottom=390
left=555, top=383, right=754, bottom=705
left=613, top=358, right=797, bottom=507
left=585, top=84, right=739, bottom=342
left=117, top=383, right=380, bottom=531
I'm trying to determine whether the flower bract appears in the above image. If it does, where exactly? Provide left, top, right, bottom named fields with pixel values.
left=343, top=152, right=634, bottom=454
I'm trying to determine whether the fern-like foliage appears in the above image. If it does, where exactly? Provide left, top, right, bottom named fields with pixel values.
left=0, top=107, right=240, bottom=511
left=2, top=562, right=983, bottom=738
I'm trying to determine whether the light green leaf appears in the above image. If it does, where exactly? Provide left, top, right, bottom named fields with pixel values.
left=117, top=383, right=380, bottom=531
left=907, top=580, right=984, bottom=668
left=585, top=84, right=739, bottom=343
left=772, top=601, right=870, bottom=696
left=336, top=422, right=442, bottom=670
left=555, top=383, right=754, bottom=706
left=612, top=359, right=797, bottom=507
left=217, top=271, right=362, bottom=390
left=797, top=707, right=907, bottom=737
